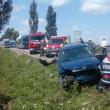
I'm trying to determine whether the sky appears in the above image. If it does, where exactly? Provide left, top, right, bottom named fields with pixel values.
left=1, top=0, right=110, bottom=43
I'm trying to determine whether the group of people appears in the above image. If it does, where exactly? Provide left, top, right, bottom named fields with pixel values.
left=76, top=37, right=110, bottom=92
left=77, top=37, right=108, bottom=56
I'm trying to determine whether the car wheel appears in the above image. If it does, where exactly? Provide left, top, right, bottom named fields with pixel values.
left=96, top=82, right=106, bottom=93
left=30, top=51, right=33, bottom=54
left=40, top=52, right=43, bottom=57
left=46, top=54, right=49, bottom=58
left=59, top=76, right=69, bottom=91
left=96, top=85, right=104, bottom=92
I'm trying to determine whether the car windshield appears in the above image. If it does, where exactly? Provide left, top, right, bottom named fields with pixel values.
left=61, top=46, right=93, bottom=62
left=4, top=40, right=10, bottom=44
left=11, top=40, right=16, bottom=44
left=31, top=35, right=45, bottom=41
left=48, top=39, right=63, bottom=44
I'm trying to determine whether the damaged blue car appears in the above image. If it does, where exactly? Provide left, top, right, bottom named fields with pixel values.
left=58, top=44, right=101, bottom=89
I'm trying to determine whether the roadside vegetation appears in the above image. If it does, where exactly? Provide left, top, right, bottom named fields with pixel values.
left=0, top=48, right=110, bottom=110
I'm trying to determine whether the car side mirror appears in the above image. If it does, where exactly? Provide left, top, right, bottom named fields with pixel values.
left=95, top=54, right=105, bottom=62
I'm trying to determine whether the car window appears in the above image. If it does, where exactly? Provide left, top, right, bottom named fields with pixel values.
left=22, top=36, right=29, bottom=43
left=48, top=39, right=63, bottom=44
left=61, top=46, right=93, bottom=62
left=31, top=35, right=45, bottom=41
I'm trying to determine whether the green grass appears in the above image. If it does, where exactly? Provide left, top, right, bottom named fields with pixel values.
left=0, top=48, right=110, bottom=110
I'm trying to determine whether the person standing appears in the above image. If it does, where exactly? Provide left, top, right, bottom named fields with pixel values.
left=88, top=39, right=94, bottom=54
left=79, top=37, right=85, bottom=44
left=101, top=38, right=107, bottom=56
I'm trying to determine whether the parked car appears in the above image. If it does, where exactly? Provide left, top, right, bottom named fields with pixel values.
left=2, top=39, right=11, bottom=48
left=10, top=40, right=16, bottom=47
left=58, top=43, right=101, bottom=90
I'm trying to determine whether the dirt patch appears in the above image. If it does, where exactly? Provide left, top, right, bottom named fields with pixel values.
left=0, top=94, right=13, bottom=110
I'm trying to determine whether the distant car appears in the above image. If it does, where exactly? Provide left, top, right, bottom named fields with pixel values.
left=58, top=43, right=101, bottom=90
left=2, top=39, right=11, bottom=48
left=46, top=38, right=63, bottom=57
left=10, top=40, right=16, bottom=47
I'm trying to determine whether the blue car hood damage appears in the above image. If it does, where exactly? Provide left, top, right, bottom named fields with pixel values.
left=60, top=57, right=100, bottom=71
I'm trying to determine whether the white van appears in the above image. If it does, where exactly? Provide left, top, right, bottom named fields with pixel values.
left=2, top=39, right=11, bottom=48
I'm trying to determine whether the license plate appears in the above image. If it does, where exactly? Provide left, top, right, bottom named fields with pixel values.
left=51, top=52, right=56, bottom=55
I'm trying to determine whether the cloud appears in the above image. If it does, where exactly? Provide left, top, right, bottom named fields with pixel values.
left=52, top=0, right=71, bottom=7
left=83, top=30, right=92, bottom=35
left=20, top=28, right=29, bottom=35
left=37, top=0, right=51, bottom=3
left=80, top=0, right=110, bottom=13
left=38, top=18, right=46, bottom=25
left=13, top=4, right=27, bottom=13
left=37, top=0, right=71, bottom=7
left=21, top=19, right=29, bottom=26
left=71, top=25, right=80, bottom=31
left=11, top=16, right=16, bottom=20
left=21, top=18, right=46, bottom=27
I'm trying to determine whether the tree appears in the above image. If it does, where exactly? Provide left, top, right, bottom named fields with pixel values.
left=2, top=28, right=19, bottom=40
left=0, top=0, right=13, bottom=32
left=29, top=0, right=38, bottom=34
left=45, top=5, right=57, bottom=39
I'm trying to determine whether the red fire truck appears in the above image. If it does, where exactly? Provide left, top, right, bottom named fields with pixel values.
left=40, top=35, right=71, bottom=57
left=60, top=36, right=71, bottom=44
left=40, top=36, right=64, bottom=57
left=29, top=32, right=48, bottom=54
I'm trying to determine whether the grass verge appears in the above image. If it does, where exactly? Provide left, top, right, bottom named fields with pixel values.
left=0, top=48, right=110, bottom=110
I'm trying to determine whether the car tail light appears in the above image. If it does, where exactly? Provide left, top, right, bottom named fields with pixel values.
left=46, top=44, right=48, bottom=48
left=107, top=55, right=110, bottom=61
left=60, top=44, right=63, bottom=47
left=103, top=74, right=110, bottom=79
left=45, top=39, right=48, bottom=43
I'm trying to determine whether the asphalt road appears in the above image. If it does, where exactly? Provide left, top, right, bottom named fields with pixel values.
left=9, top=48, right=54, bottom=64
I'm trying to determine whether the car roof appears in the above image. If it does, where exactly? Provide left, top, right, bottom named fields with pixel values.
left=21, top=35, right=29, bottom=38
left=61, top=43, right=87, bottom=51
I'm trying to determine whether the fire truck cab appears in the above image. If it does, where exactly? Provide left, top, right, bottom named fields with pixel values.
left=40, top=36, right=64, bottom=57
left=29, top=32, right=48, bottom=54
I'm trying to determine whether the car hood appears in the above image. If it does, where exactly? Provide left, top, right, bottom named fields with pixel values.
left=60, top=57, right=100, bottom=71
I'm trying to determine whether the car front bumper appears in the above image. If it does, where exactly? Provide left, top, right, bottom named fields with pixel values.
left=46, top=49, right=59, bottom=56
left=30, top=48, right=41, bottom=53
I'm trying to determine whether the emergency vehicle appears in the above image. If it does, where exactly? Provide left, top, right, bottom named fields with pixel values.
left=29, top=32, right=48, bottom=54
left=40, top=36, right=71, bottom=57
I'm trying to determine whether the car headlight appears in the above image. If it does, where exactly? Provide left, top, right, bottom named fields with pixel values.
left=72, top=69, right=81, bottom=73
left=44, top=47, right=46, bottom=50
